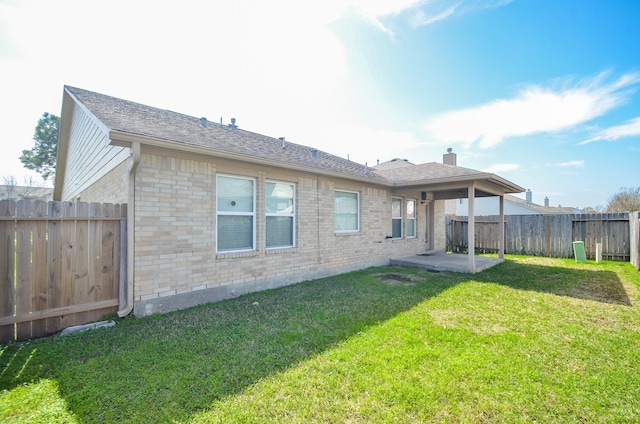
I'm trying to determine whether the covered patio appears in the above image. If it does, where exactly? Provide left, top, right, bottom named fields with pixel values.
left=375, top=155, right=524, bottom=273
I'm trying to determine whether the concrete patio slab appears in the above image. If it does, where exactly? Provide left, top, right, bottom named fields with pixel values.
left=390, top=252, right=503, bottom=273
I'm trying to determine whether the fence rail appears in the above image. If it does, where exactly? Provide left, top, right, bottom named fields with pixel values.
left=447, top=213, right=633, bottom=261
left=1, top=200, right=126, bottom=343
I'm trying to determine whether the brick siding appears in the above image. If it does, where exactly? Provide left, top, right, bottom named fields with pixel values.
left=76, top=160, right=129, bottom=204
left=132, top=151, right=442, bottom=316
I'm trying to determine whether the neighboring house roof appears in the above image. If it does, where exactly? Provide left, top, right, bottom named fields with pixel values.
left=0, top=185, right=53, bottom=201
left=372, top=158, right=414, bottom=170
left=455, top=194, right=581, bottom=216
left=502, top=194, right=580, bottom=214
left=56, top=86, right=524, bottom=197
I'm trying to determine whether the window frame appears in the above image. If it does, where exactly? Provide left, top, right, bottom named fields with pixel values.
left=216, top=174, right=256, bottom=253
left=265, top=180, right=296, bottom=249
left=406, top=199, right=417, bottom=239
left=334, top=189, right=360, bottom=233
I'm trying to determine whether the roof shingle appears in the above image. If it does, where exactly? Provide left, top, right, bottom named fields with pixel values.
left=64, top=86, right=523, bottom=194
left=66, top=86, right=388, bottom=183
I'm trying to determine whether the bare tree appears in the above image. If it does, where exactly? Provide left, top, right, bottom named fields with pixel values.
left=1, top=175, right=17, bottom=200
left=582, top=204, right=606, bottom=213
left=606, top=187, right=640, bottom=213
left=0, top=175, right=48, bottom=200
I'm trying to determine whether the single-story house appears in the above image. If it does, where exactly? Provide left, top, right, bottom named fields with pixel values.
left=54, top=86, right=524, bottom=317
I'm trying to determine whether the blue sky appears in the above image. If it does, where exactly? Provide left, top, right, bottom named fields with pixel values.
left=1, top=0, right=638, bottom=209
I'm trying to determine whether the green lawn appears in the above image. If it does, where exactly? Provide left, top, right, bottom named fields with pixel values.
left=1, top=256, right=639, bottom=423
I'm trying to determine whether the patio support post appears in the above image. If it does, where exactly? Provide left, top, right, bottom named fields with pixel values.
left=468, top=182, right=476, bottom=273
left=499, top=194, right=505, bottom=259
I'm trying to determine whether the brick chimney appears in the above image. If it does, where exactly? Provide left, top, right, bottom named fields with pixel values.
left=443, top=148, right=456, bottom=166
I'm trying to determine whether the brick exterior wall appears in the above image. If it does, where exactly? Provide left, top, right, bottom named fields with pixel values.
left=132, top=151, right=440, bottom=316
left=76, top=160, right=129, bottom=204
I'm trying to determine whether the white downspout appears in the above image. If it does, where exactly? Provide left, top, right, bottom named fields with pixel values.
left=118, top=142, right=140, bottom=317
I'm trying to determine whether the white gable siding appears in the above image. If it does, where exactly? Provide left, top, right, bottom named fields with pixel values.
left=60, top=105, right=130, bottom=201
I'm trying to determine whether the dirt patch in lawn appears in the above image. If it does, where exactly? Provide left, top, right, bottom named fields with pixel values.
left=376, top=273, right=423, bottom=286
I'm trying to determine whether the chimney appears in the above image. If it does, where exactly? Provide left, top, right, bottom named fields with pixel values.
left=544, top=197, right=549, bottom=207
left=443, top=148, right=457, bottom=166
left=526, top=189, right=532, bottom=203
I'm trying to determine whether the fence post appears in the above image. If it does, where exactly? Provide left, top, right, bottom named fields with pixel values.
left=0, top=200, right=16, bottom=342
left=631, top=211, right=640, bottom=270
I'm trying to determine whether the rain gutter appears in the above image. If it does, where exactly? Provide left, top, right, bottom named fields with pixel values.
left=117, top=142, right=140, bottom=317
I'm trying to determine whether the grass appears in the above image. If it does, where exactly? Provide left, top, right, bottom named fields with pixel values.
left=1, top=255, right=640, bottom=423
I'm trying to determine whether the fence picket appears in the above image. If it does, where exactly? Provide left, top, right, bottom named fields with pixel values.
left=103, top=204, right=120, bottom=319
left=30, top=201, right=48, bottom=338
left=74, top=202, right=91, bottom=325
left=0, top=200, right=16, bottom=341
left=88, top=203, right=104, bottom=324
left=16, top=201, right=33, bottom=340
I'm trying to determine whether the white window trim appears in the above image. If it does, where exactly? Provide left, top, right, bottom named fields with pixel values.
left=216, top=174, right=256, bottom=253
left=266, top=180, right=296, bottom=249
left=392, top=197, right=403, bottom=239
left=335, top=189, right=360, bottom=233
left=406, top=199, right=417, bottom=239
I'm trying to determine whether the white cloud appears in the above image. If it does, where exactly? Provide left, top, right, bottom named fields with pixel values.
left=579, top=117, right=640, bottom=144
left=1, top=0, right=443, bottom=181
left=552, top=160, right=584, bottom=167
left=482, top=163, right=520, bottom=173
left=343, top=0, right=513, bottom=35
left=424, top=72, right=640, bottom=148
left=409, top=0, right=514, bottom=28
left=0, top=0, right=354, bottom=180
left=410, top=6, right=458, bottom=27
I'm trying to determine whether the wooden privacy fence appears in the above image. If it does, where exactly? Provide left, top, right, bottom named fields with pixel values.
left=447, top=213, right=633, bottom=261
left=1, top=200, right=126, bottom=343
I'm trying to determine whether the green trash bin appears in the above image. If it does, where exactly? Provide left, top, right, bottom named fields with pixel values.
left=573, top=241, right=586, bottom=263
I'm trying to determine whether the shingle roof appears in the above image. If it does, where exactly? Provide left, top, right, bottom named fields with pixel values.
left=372, top=158, right=414, bottom=170
left=63, top=86, right=523, bottom=193
left=65, top=86, right=388, bottom=183
left=373, top=161, right=488, bottom=183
